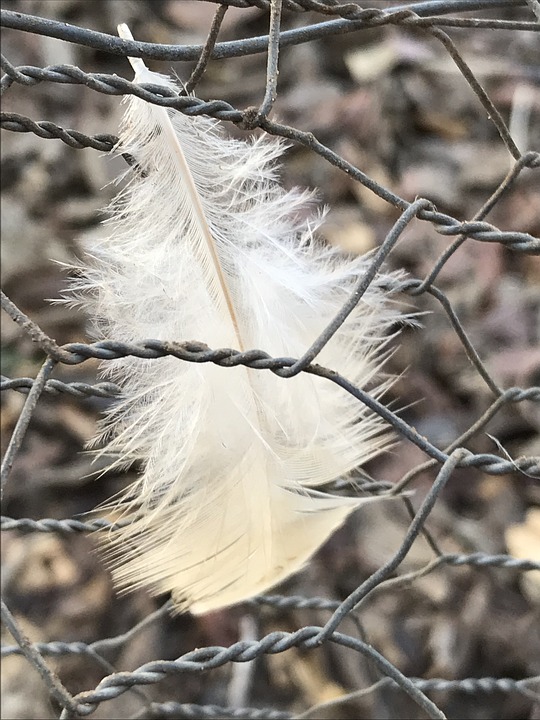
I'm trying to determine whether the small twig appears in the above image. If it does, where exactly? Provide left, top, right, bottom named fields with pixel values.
left=509, top=83, right=534, bottom=155
left=227, top=615, right=259, bottom=707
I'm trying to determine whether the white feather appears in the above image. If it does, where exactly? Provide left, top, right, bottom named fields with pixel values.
left=69, top=24, right=407, bottom=614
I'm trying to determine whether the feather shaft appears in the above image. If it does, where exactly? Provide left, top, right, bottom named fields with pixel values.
left=118, top=24, right=244, bottom=350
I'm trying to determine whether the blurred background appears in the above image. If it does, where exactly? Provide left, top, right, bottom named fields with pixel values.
left=1, top=1, right=539, bottom=718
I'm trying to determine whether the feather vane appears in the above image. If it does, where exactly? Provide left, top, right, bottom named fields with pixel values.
left=70, top=25, right=407, bottom=614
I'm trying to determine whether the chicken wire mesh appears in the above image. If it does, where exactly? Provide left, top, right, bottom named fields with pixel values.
left=1, top=1, right=540, bottom=718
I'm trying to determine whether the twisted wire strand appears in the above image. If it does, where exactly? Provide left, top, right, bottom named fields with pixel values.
left=3, top=110, right=540, bottom=185
left=1, top=82, right=538, bottom=253
left=1, top=3, right=538, bottom=67
left=5, top=336, right=539, bottom=476
left=49, top=627, right=446, bottom=719
left=0, top=375, right=123, bottom=398
left=126, top=673, right=540, bottom=719
left=2, top=377, right=538, bottom=404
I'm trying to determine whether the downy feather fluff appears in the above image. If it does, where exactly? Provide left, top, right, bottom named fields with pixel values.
left=70, top=25, right=407, bottom=614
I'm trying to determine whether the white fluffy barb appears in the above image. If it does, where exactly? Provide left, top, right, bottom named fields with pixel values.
left=70, top=24, right=407, bottom=614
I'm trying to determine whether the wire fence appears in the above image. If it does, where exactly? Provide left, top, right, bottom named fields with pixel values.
left=1, top=1, right=539, bottom=718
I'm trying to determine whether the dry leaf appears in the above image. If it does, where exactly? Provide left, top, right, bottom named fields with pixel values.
left=506, top=509, right=540, bottom=603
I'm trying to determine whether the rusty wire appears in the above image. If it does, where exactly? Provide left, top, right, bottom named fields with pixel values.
left=1, top=1, right=540, bottom=719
